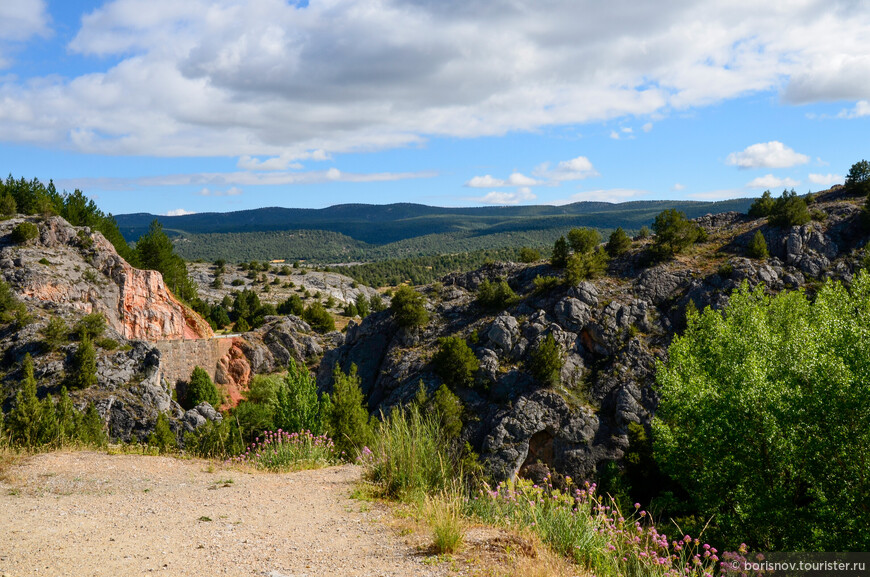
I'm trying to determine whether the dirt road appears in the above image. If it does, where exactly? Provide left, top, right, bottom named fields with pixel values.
left=0, top=451, right=445, bottom=577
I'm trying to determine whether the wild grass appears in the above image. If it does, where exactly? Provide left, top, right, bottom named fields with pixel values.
left=426, top=488, right=465, bottom=554
left=228, top=430, right=338, bottom=472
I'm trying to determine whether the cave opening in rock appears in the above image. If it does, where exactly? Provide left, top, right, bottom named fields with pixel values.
left=518, top=430, right=555, bottom=481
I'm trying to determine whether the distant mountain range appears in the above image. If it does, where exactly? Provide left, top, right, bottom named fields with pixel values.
left=115, top=198, right=756, bottom=263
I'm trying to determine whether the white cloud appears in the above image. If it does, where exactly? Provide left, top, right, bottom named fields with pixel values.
left=550, top=188, right=647, bottom=204
left=471, top=187, right=537, bottom=205
left=746, top=174, right=800, bottom=189
left=687, top=189, right=747, bottom=201
left=837, top=100, right=870, bottom=119
left=642, top=123, right=653, bottom=133
left=726, top=141, right=810, bottom=169
left=507, top=172, right=538, bottom=186
left=0, top=1, right=51, bottom=68
left=0, top=1, right=869, bottom=156
left=198, top=186, right=242, bottom=196
left=466, top=172, right=538, bottom=188
left=609, top=130, right=621, bottom=140
left=164, top=208, right=195, bottom=216
left=672, top=183, right=685, bottom=191
left=808, top=173, right=842, bottom=186
left=538, top=156, right=599, bottom=181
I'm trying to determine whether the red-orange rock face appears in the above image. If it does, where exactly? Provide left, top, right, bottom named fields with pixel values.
left=215, top=340, right=252, bottom=408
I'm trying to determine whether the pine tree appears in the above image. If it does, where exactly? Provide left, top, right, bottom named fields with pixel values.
left=747, top=230, right=769, bottom=259
left=551, top=236, right=569, bottom=268
left=323, top=364, right=372, bottom=458
left=71, top=336, right=98, bottom=390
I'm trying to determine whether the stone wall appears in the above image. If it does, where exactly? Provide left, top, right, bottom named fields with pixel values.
left=154, top=337, right=235, bottom=387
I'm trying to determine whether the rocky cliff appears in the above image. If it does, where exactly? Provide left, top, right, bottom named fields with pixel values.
left=318, top=187, right=869, bottom=482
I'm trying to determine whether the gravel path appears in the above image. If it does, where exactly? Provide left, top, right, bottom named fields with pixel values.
left=0, top=451, right=445, bottom=577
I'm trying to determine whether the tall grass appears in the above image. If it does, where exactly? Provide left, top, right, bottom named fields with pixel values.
left=427, top=488, right=466, bottom=554
left=228, top=430, right=338, bottom=472
left=359, top=405, right=458, bottom=502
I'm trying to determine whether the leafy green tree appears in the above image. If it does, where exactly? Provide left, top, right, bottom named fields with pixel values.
left=0, top=194, right=16, bottom=217
left=606, top=227, right=632, bottom=257
left=323, top=364, right=372, bottom=458
left=432, top=336, right=478, bottom=388
left=637, top=225, right=651, bottom=240
left=71, top=336, right=98, bottom=390
left=518, top=247, right=541, bottom=263
left=551, top=236, right=569, bottom=268
left=565, top=247, right=609, bottom=284
left=746, top=230, right=769, bottom=259
left=274, top=359, right=323, bottom=434
left=183, top=366, right=220, bottom=409
left=748, top=189, right=775, bottom=218
left=303, top=302, right=335, bottom=333
left=653, top=275, right=870, bottom=550
left=768, top=189, right=810, bottom=227
left=73, top=312, right=106, bottom=340
left=370, top=293, right=386, bottom=312
left=10, top=221, right=39, bottom=244
left=389, top=286, right=429, bottom=328
left=7, top=354, right=43, bottom=446
left=77, top=404, right=107, bottom=446
left=148, top=413, right=177, bottom=453
left=136, top=220, right=198, bottom=302
left=0, top=278, right=23, bottom=322
left=234, top=317, right=250, bottom=332
left=567, top=227, right=601, bottom=255
left=651, top=209, right=702, bottom=259
left=527, top=334, right=562, bottom=387
left=476, top=278, right=517, bottom=311
left=355, top=294, right=370, bottom=318
left=209, top=306, right=231, bottom=329
left=845, top=159, right=870, bottom=196
left=278, top=294, right=305, bottom=316
left=415, top=382, right=464, bottom=441
left=41, top=316, right=69, bottom=351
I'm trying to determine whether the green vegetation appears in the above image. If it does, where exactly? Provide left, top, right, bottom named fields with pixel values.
left=567, top=227, right=601, bottom=255
left=136, top=220, right=198, bottom=302
left=518, top=246, right=541, bottom=262
left=651, top=209, right=705, bottom=259
left=746, top=230, right=769, bottom=259
left=70, top=336, right=98, bottom=390
left=432, top=336, right=478, bottom=388
left=551, top=235, right=569, bottom=268
left=302, top=301, right=335, bottom=333
left=182, top=366, right=221, bottom=410
left=73, top=312, right=107, bottom=340
left=274, top=359, right=324, bottom=434
left=476, top=278, right=517, bottom=310
left=605, top=227, right=632, bottom=257
left=322, top=365, right=372, bottom=458
left=147, top=413, right=177, bottom=454
left=565, top=247, right=609, bottom=284
left=10, top=221, right=39, bottom=244
left=389, top=286, right=429, bottom=328
left=229, top=430, right=338, bottom=471
left=654, top=275, right=870, bottom=550
left=748, top=190, right=775, bottom=218
left=41, top=317, right=69, bottom=351
left=0, top=279, right=27, bottom=323
left=527, top=334, right=562, bottom=387
left=768, top=189, right=811, bottom=227
left=845, top=159, right=870, bottom=196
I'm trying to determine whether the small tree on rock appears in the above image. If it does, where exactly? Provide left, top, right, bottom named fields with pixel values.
left=71, top=336, right=98, bottom=390
left=389, top=286, right=429, bottom=328
left=606, top=227, right=632, bottom=257
left=551, top=236, right=569, bottom=268
left=183, top=366, right=220, bottom=410
left=527, top=334, right=563, bottom=387
left=747, top=230, right=769, bottom=259
left=432, top=336, right=478, bottom=388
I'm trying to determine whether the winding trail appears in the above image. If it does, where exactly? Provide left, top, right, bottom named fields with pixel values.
left=0, top=452, right=445, bottom=577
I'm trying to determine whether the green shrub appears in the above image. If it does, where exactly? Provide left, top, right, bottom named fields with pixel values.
left=183, top=418, right=245, bottom=459
left=41, top=316, right=69, bottom=351
left=748, top=189, right=775, bottom=218
left=565, top=247, right=609, bottom=284
left=230, top=429, right=338, bottom=471
left=550, top=236, right=569, bottom=268
left=73, top=312, right=106, bottom=340
left=95, top=337, right=119, bottom=350
left=637, top=225, right=651, bottom=240
left=389, top=286, right=429, bottom=328
left=148, top=413, right=177, bottom=454
left=476, top=278, right=517, bottom=311
left=0, top=193, right=17, bottom=216
left=518, top=247, right=541, bottom=263
left=183, top=366, right=220, bottom=410
left=416, top=382, right=464, bottom=441
left=38, top=257, right=51, bottom=266
left=532, top=274, right=561, bottom=294
left=322, top=364, right=372, bottom=458
left=70, top=336, right=98, bottom=390
left=303, top=301, right=335, bottom=333
left=651, top=209, right=703, bottom=259
left=10, top=221, right=38, bottom=244
left=746, top=230, right=769, bottom=259
left=370, top=293, right=386, bottom=312
left=432, top=336, right=478, bottom=388
left=654, top=275, right=870, bottom=550
left=845, top=159, right=870, bottom=196
left=527, top=334, right=562, bottom=387
left=355, top=294, right=370, bottom=318
left=274, top=359, right=324, bottom=434
left=567, top=228, right=601, bottom=255
left=605, top=227, right=632, bottom=257
left=768, top=189, right=810, bottom=227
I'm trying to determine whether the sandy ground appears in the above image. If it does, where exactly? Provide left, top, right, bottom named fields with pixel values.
left=0, top=452, right=447, bottom=577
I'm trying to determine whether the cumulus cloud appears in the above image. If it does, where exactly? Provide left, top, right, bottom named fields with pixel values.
left=465, top=172, right=537, bottom=188
left=727, top=141, right=810, bottom=169
left=672, top=183, right=685, bottom=191
left=642, top=123, right=653, bottom=133
left=537, top=156, right=599, bottom=182
left=551, top=188, right=647, bottom=204
left=471, top=187, right=537, bottom=205
left=198, top=186, right=242, bottom=196
left=164, top=208, right=196, bottom=216
left=0, top=1, right=869, bottom=157
left=746, top=174, right=800, bottom=189
left=0, top=1, right=51, bottom=67
left=837, top=100, right=870, bottom=119
left=808, top=173, right=842, bottom=186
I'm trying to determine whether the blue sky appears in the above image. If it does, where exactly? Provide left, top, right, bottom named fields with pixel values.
left=1, top=1, right=868, bottom=216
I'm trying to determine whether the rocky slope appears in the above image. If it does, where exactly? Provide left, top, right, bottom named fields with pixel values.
left=318, top=186, right=869, bottom=481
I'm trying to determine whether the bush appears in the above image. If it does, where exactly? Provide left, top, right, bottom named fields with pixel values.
left=148, top=413, right=177, bottom=454
left=73, top=312, right=106, bottom=340
left=768, top=189, right=810, bottom=227
left=229, top=430, right=338, bottom=471
left=303, top=301, right=335, bottom=333
left=432, top=336, right=478, bottom=388
left=476, top=278, right=517, bottom=311
left=550, top=236, right=569, bottom=268
left=518, top=247, right=541, bottom=263
left=651, top=209, right=702, bottom=259
left=565, top=247, right=609, bottom=284
left=274, top=359, right=324, bottom=434
left=41, top=316, right=69, bottom=351
left=0, top=194, right=17, bottom=216
left=389, top=286, right=429, bottom=328
left=748, top=189, right=775, bottom=218
left=845, top=159, right=870, bottom=196
left=370, top=293, right=386, bottom=312
left=605, top=227, right=632, bottom=257
left=654, top=275, right=870, bottom=550
left=70, top=336, right=98, bottom=390
left=183, top=418, right=244, bottom=459
left=527, top=334, right=562, bottom=387
left=278, top=294, right=304, bottom=316
left=183, top=366, right=220, bottom=410
left=567, top=228, right=601, bottom=255
left=746, top=230, right=769, bottom=259
left=636, top=225, right=651, bottom=240
left=10, top=221, right=39, bottom=244
left=355, top=294, right=370, bottom=318
left=322, top=364, right=372, bottom=458
left=416, top=382, right=464, bottom=441
left=532, top=274, right=561, bottom=294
